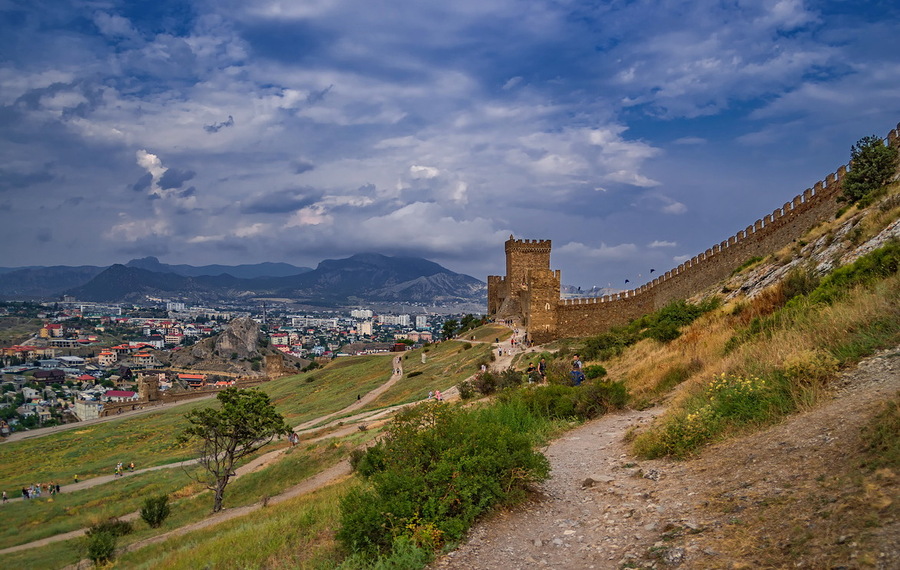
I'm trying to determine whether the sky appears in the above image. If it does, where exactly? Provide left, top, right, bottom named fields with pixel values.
left=1, top=0, right=899, bottom=291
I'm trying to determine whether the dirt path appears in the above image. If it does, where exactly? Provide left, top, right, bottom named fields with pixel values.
left=432, top=345, right=900, bottom=569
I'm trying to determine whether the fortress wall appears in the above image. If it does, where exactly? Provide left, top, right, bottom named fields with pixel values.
left=500, top=123, right=900, bottom=340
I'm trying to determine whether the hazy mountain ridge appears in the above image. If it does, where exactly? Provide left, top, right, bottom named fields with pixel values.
left=0, top=254, right=484, bottom=305
left=51, top=253, right=486, bottom=305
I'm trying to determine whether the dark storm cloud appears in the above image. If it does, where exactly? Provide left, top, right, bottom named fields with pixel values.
left=159, top=168, right=196, bottom=190
left=240, top=188, right=322, bottom=214
left=0, top=167, right=54, bottom=191
left=133, top=173, right=153, bottom=192
left=204, top=115, right=234, bottom=133
left=292, top=160, right=315, bottom=175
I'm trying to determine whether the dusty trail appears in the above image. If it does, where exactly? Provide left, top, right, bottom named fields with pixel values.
left=432, top=345, right=900, bottom=570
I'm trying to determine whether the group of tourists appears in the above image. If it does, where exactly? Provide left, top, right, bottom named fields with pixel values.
left=114, top=461, right=135, bottom=477
left=428, top=390, right=444, bottom=401
left=19, top=482, right=61, bottom=499
left=525, top=358, right=548, bottom=383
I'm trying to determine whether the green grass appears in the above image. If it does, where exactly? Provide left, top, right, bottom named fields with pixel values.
left=359, top=340, right=494, bottom=409
left=0, top=435, right=362, bottom=569
left=116, top=481, right=349, bottom=569
left=0, top=467, right=199, bottom=550
left=0, top=401, right=211, bottom=490
left=265, top=354, right=396, bottom=424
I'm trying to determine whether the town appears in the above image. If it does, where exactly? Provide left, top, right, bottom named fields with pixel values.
left=0, top=298, right=472, bottom=435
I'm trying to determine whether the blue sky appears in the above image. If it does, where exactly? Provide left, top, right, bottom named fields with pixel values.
left=1, top=0, right=898, bottom=290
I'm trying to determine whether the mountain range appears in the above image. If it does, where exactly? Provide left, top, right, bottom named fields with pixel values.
left=0, top=254, right=486, bottom=306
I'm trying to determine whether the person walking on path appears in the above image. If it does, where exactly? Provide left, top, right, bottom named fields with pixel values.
left=2, top=490, right=7, bottom=504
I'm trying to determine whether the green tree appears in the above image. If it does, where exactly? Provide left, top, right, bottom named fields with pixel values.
left=841, top=135, right=899, bottom=204
left=441, top=319, right=459, bottom=340
left=179, top=388, right=290, bottom=512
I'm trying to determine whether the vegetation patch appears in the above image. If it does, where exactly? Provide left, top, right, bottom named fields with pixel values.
left=339, top=401, right=550, bottom=558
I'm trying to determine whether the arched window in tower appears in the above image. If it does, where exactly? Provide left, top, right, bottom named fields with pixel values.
left=545, top=303, right=550, bottom=311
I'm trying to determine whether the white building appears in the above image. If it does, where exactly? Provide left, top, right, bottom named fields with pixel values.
left=415, top=315, right=428, bottom=330
left=350, top=309, right=373, bottom=319
left=358, top=320, right=373, bottom=336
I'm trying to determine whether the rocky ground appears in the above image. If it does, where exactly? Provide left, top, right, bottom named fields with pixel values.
left=432, top=346, right=899, bottom=570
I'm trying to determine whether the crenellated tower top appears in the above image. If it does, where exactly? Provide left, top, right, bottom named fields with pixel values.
left=505, top=235, right=552, bottom=286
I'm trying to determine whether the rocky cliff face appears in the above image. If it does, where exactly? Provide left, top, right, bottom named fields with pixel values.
left=164, top=317, right=307, bottom=376
left=213, top=317, right=262, bottom=359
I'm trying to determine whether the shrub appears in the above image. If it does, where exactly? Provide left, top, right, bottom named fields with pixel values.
left=85, top=531, right=117, bottom=565
left=472, top=370, right=499, bottom=395
left=782, top=349, right=839, bottom=385
left=573, top=381, right=628, bottom=418
left=88, top=517, right=133, bottom=538
left=140, top=494, right=171, bottom=528
left=457, top=380, right=476, bottom=400
left=407, top=371, right=423, bottom=378
left=782, top=264, right=820, bottom=301
left=583, top=364, right=607, bottom=379
left=338, top=402, right=549, bottom=556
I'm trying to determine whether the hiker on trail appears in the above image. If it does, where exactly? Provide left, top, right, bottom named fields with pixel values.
left=570, top=360, right=585, bottom=386
left=2, top=490, right=7, bottom=503
left=435, top=390, right=443, bottom=401
left=74, top=474, right=78, bottom=484
left=572, top=354, right=583, bottom=373
left=129, top=462, right=135, bottom=472
left=538, top=358, right=547, bottom=382
left=526, top=363, right=537, bottom=383
left=55, top=483, right=60, bottom=494
left=22, top=487, right=28, bottom=499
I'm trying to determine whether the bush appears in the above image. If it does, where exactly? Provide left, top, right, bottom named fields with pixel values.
left=583, top=364, right=607, bottom=379
left=782, top=265, right=820, bottom=301
left=88, top=517, right=133, bottom=538
left=338, top=402, right=549, bottom=556
left=140, top=494, right=171, bottom=528
left=85, top=531, right=117, bottom=565
left=472, top=370, right=499, bottom=395
left=406, top=371, right=423, bottom=378
left=457, top=380, right=476, bottom=400
left=782, top=349, right=839, bottom=385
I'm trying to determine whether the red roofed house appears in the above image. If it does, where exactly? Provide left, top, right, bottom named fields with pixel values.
left=104, top=390, right=139, bottom=402
left=178, top=373, right=207, bottom=389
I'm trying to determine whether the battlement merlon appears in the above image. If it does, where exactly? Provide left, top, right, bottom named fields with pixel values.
left=505, top=235, right=552, bottom=254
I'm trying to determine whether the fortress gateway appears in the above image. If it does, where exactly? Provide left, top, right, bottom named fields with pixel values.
left=488, top=123, right=900, bottom=344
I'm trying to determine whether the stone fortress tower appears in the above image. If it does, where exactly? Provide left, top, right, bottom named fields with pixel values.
left=487, top=236, right=560, bottom=336
left=488, top=122, right=900, bottom=344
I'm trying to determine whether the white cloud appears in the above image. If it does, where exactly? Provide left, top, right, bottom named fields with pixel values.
left=556, top=241, right=638, bottom=260
left=285, top=205, right=332, bottom=227
left=409, top=165, right=441, bottom=179
left=648, top=240, right=677, bottom=248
